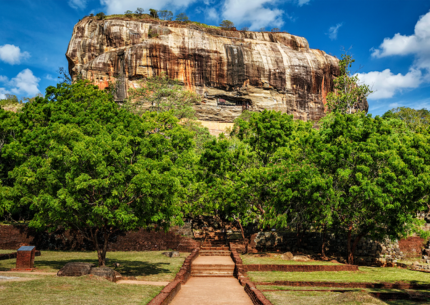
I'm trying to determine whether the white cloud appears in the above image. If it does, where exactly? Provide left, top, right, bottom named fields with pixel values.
left=327, top=23, right=342, bottom=40
left=389, top=102, right=400, bottom=108
left=0, top=76, right=8, bottom=83
left=356, top=69, right=422, bottom=100
left=0, top=44, right=30, bottom=65
left=371, top=11, right=430, bottom=71
left=206, top=7, right=219, bottom=22
left=222, top=0, right=284, bottom=30
left=45, top=74, right=56, bottom=81
left=297, top=0, right=310, bottom=6
left=4, top=69, right=41, bottom=96
left=100, top=0, right=196, bottom=14
left=0, top=88, right=9, bottom=100
left=68, top=0, right=88, bottom=10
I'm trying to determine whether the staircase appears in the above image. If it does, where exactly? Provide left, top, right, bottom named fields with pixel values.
left=200, top=241, right=230, bottom=256
left=191, top=241, right=235, bottom=277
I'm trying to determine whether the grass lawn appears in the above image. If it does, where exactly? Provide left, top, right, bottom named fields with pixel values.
left=241, top=254, right=341, bottom=265
left=0, top=273, right=161, bottom=305
left=261, top=287, right=430, bottom=305
left=0, top=251, right=188, bottom=282
left=248, top=267, right=430, bottom=285
left=0, top=249, right=16, bottom=254
left=263, top=290, right=387, bottom=305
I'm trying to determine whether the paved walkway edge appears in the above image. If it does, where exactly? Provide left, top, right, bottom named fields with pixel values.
left=230, top=250, right=274, bottom=305
left=148, top=248, right=200, bottom=305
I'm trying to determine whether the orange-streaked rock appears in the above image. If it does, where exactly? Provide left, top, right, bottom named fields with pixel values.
left=66, top=18, right=368, bottom=125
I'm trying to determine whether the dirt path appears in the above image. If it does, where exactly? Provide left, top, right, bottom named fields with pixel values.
left=171, top=277, right=253, bottom=305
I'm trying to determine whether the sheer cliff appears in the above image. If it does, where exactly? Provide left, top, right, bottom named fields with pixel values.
left=66, top=17, right=368, bottom=127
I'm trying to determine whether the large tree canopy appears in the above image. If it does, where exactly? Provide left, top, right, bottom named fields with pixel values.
left=199, top=110, right=430, bottom=263
left=1, top=80, right=195, bottom=266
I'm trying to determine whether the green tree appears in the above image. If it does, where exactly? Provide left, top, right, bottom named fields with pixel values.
left=127, top=75, right=213, bottom=153
left=175, top=13, right=189, bottom=22
left=220, top=20, right=234, bottom=30
left=1, top=80, right=195, bottom=266
left=199, top=111, right=321, bottom=238
left=135, top=7, right=144, bottom=15
left=96, top=12, right=106, bottom=20
left=259, top=27, right=265, bottom=32
left=127, top=75, right=200, bottom=119
left=159, top=10, right=173, bottom=21
left=315, top=112, right=430, bottom=263
left=383, top=107, right=430, bottom=132
left=271, top=28, right=280, bottom=32
left=125, top=10, right=133, bottom=17
left=149, top=9, right=159, bottom=19
left=326, top=53, right=372, bottom=114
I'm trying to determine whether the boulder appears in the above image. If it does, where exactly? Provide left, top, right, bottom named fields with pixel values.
left=90, top=267, right=116, bottom=282
left=57, top=262, right=95, bottom=277
left=170, top=251, right=180, bottom=258
left=162, top=251, right=180, bottom=258
left=281, top=252, right=294, bottom=260
left=292, top=255, right=311, bottom=262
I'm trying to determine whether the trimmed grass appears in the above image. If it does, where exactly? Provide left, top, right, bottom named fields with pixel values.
left=257, top=285, right=430, bottom=293
left=0, top=251, right=188, bottom=281
left=0, top=273, right=161, bottom=305
left=241, top=254, right=341, bottom=265
left=248, top=266, right=430, bottom=285
left=0, top=250, right=15, bottom=254
left=263, top=290, right=386, bottom=305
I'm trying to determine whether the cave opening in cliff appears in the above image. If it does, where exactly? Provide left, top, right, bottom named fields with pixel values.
left=216, top=98, right=250, bottom=111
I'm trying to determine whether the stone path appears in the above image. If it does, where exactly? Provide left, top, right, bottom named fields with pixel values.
left=171, top=277, right=253, bottom=305
left=171, top=253, right=253, bottom=305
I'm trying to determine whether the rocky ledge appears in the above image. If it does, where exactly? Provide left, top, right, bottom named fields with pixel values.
left=66, top=17, right=368, bottom=126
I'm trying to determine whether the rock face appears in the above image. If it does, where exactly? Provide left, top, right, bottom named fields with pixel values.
left=66, top=17, right=368, bottom=128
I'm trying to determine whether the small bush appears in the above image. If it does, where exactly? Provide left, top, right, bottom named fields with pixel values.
left=176, top=12, right=189, bottom=22
left=96, top=12, right=106, bottom=20
left=124, top=10, right=133, bottom=18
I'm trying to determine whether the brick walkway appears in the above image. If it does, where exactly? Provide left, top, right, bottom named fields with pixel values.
left=171, top=255, right=252, bottom=305
left=170, top=277, right=253, bottom=305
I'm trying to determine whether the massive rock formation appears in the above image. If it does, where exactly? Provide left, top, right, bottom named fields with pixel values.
left=66, top=17, right=368, bottom=131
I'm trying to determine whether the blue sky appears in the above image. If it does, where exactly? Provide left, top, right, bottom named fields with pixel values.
left=1, top=0, right=429, bottom=116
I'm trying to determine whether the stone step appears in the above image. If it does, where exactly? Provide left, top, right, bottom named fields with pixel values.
left=191, top=274, right=234, bottom=277
left=200, top=246, right=230, bottom=251
left=199, top=250, right=231, bottom=256
left=191, top=268, right=234, bottom=276
left=192, top=265, right=235, bottom=271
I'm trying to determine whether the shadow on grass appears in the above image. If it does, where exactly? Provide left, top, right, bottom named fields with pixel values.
left=9, top=258, right=173, bottom=277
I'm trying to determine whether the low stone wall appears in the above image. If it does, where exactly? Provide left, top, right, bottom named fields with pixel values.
left=244, top=283, right=273, bottom=305
left=399, top=236, right=425, bottom=258
left=244, top=264, right=358, bottom=272
left=147, top=280, right=182, bottom=305
left=230, top=250, right=273, bottom=305
left=256, top=281, right=430, bottom=290
left=173, top=248, right=200, bottom=284
left=0, top=252, right=17, bottom=260
left=148, top=249, right=199, bottom=305
left=0, top=225, right=198, bottom=252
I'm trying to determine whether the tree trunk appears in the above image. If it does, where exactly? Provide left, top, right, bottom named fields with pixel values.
left=321, top=225, right=327, bottom=259
left=347, top=228, right=353, bottom=264
left=351, top=232, right=366, bottom=265
left=92, top=229, right=110, bottom=267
